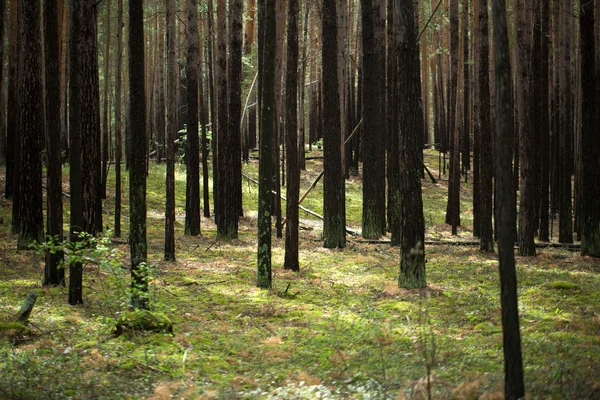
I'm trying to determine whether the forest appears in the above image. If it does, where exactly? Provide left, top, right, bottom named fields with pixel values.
left=0, top=0, right=599, bottom=398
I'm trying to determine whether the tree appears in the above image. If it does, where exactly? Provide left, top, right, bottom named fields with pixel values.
left=515, top=0, right=536, bottom=256
left=257, top=0, right=276, bottom=288
left=165, top=0, right=176, bottom=261
left=579, top=0, right=600, bottom=256
left=129, top=0, right=148, bottom=309
left=101, top=0, right=111, bottom=199
left=360, top=0, right=386, bottom=240
left=445, top=0, right=461, bottom=234
left=492, top=0, right=525, bottom=396
left=80, top=0, right=102, bottom=236
left=5, top=0, right=17, bottom=200
left=0, top=0, right=6, bottom=163
left=478, top=0, right=493, bottom=252
left=322, top=0, right=346, bottom=249
left=284, top=0, right=300, bottom=271
left=397, top=0, right=425, bottom=288
left=227, top=0, right=243, bottom=229
left=558, top=0, right=573, bottom=244
left=185, top=0, right=201, bottom=236
left=16, top=0, right=44, bottom=250
left=114, top=0, right=123, bottom=237
left=44, top=0, right=65, bottom=285
left=68, top=0, right=84, bottom=305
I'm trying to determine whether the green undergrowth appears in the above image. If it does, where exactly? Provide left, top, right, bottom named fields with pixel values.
left=0, top=151, right=598, bottom=399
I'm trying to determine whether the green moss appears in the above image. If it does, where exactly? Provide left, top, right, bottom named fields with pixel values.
left=547, top=281, right=580, bottom=290
left=0, top=321, right=31, bottom=338
left=114, top=310, right=173, bottom=336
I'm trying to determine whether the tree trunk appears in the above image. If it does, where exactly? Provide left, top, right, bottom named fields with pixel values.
left=284, top=0, right=300, bottom=271
left=185, top=0, right=201, bottom=236
left=114, top=0, right=123, bottom=237
left=515, top=0, right=536, bottom=256
left=478, top=0, right=493, bottom=252
left=199, top=10, right=210, bottom=219
left=361, top=0, right=385, bottom=240
left=17, top=0, right=44, bottom=250
left=128, top=0, right=148, bottom=309
left=0, top=0, right=6, bottom=164
left=257, top=0, right=275, bottom=288
left=5, top=0, right=17, bottom=200
left=397, top=0, right=425, bottom=288
left=579, top=0, right=600, bottom=256
left=322, top=0, right=346, bottom=249
left=101, top=0, right=111, bottom=199
left=165, top=0, right=176, bottom=261
left=491, top=0, right=525, bottom=396
left=154, top=16, right=166, bottom=165
left=44, top=0, right=65, bottom=285
left=227, top=0, right=243, bottom=234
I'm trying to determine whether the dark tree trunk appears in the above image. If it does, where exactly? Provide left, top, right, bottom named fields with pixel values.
left=114, top=0, right=123, bottom=237
left=80, top=0, right=101, bottom=236
left=445, top=0, right=461, bottom=232
left=207, top=0, right=218, bottom=219
left=579, top=0, right=600, bottom=256
left=298, top=0, right=311, bottom=171
left=536, top=0, right=550, bottom=242
left=472, top=0, right=481, bottom=238
left=397, top=0, right=425, bottom=288
left=478, top=0, right=494, bottom=252
left=128, top=0, right=148, bottom=309
left=515, top=0, right=536, bottom=256
left=387, top=0, right=400, bottom=243
left=257, top=0, right=275, bottom=288
left=68, top=0, right=84, bottom=305
left=44, top=0, right=65, bottom=285
left=199, top=13, right=210, bottom=219
left=5, top=0, right=17, bottom=200
left=284, top=0, right=300, bottom=272
left=165, top=0, right=176, bottom=261
left=17, top=0, right=44, bottom=250
left=461, top=0, right=470, bottom=176
left=492, top=0, right=526, bottom=397
left=184, top=0, right=201, bottom=236
left=0, top=0, right=6, bottom=164
left=360, top=0, right=385, bottom=240
left=227, top=0, right=243, bottom=233
left=154, top=17, right=166, bottom=165
left=322, top=0, right=346, bottom=249
left=101, top=0, right=111, bottom=199
left=558, top=0, right=573, bottom=244
left=9, top=0, right=21, bottom=232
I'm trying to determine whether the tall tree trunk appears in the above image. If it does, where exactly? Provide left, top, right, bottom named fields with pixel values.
left=244, top=0, right=257, bottom=54
left=0, top=0, right=6, bottom=164
left=298, top=0, right=311, bottom=171
left=227, top=0, right=243, bottom=234
left=101, top=0, right=111, bottom=199
left=460, top=0, right=470, bottom=177
left=257, top=0, right=275, bottom=288
left=129, top=0, right=148, bottom=309
left=154, top=16, right=166, bottom=164
left=478, top=0, right=494, bottom=252
left=445, top=0, right=460, bottom=232
left=80, top=0, right=102, bottom=236
left=17, top=0, right=44, bottom=249
left=322, top=0, right=346, bottom=248
left=537, top=0, right=550, bottom=242
left=207, top=0, right=218, bottom=218
left=492, top=0, right=525, bottom=396
left=515, top=0, right=536, bottom=256
left=397, top=0, right=425, bottom=288
left=558, top=0, right=573, bottom=244
left=284, top=0, right=300, bottom=271
left=273, top=0, right=285, bottom=238
left=185, top=0, right=201, bottom=236
left=114, top=0, right=123, bottom=237
left=44, top=0, right=65, bottom=285
left=165, top=0, right=176, bottom=261
left=199, top=10, right=210, bottom=218
left=361, top=0, right=386, bottom=240
left=579, top=0, right=600, bottom=256
left=5, top=0, right=17, bottom=200
left=68, top=0, right=84, bottom=305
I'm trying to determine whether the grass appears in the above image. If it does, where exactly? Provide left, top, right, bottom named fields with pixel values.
left=0, top=150, right=599, bottom=399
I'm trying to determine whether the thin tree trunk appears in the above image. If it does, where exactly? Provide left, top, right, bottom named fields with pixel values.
left=101, top=0, right=111, bottom=199
left=44, top=0, right=65, bottom=285
left=199, top=9, right=210, bottom=218
left=492, top=0, right=525, bottom=396
left=165, top=0, right=177, bottom=261
left=114, top=0, right=123, bottom=237
left=129, top=0, right=149, bottom=309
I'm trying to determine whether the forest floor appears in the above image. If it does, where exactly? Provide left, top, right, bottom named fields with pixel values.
left=0, top=150, right=599, bottom=399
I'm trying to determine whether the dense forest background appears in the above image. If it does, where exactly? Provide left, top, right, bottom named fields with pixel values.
left=0, top=0, right=599, bottom=398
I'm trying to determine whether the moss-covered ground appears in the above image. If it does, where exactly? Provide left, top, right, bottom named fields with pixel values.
left=0, top=150, right=599, bottom=399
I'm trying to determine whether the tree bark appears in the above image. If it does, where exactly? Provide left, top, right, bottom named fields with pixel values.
left=165, top=0, right=176, bottom=261
left=492, top=0, right=525, bottom=396
left=257, top=0, right=275, bottom=288
left=17, top=0, right=44, bottom=250
left=5, top=0, right=17, bottom=200
left=101, top=0, right=111, bottom=199
left=128, top=0, right=148, bottom=309
left=322, top=0, right=346, bottom=249
left=284, top=0, right=300, bottom=271
left=44, top=0, right=65, bottom=285
left=579, top=0, right=600, bottom=256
